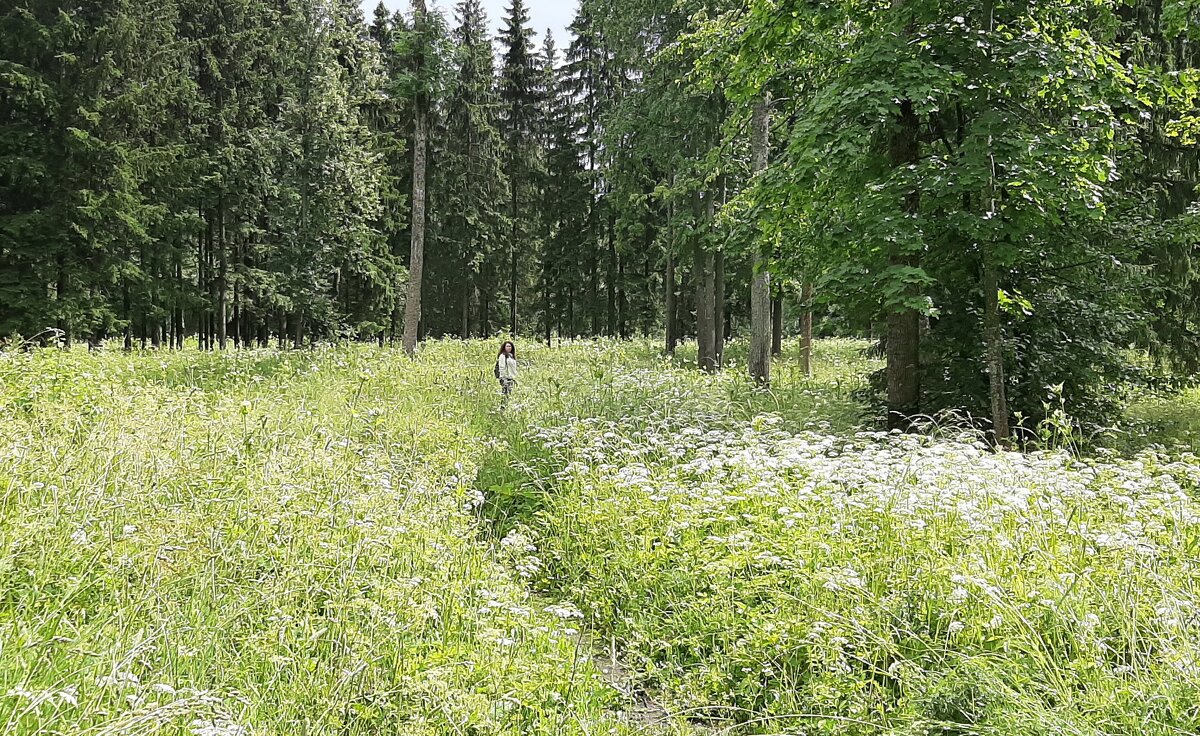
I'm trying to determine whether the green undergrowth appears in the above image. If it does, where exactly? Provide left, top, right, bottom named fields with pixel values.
left=479, top=339, right=1200, bottom=735
left=6, top=338, right=1200, bottom=736
left=1119, top=385, right=1200, bottom=454
left=0, top=344, right=650, bottom=736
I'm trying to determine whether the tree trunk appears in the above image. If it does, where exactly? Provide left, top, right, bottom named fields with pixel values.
left=642, top=254, right=653, bottom=336
left=980, top=0, right=1010, bottom=446
left=461, top=267, right=471, bottom=340
left=509, top=240, right=518, bottom=335
left=198, top=225, right=207, bottom=351
left=800, top=279, right=814, bottom=378
left=175, top=259, right=184, bottom=350
left=694, top=187, right=718, bottom=372
left=714, top=249, right=725, bottom=368
left=566, top=284, right=574, bottom=339
left=618, top=253, right=628, bottom=339
left=123, top=278, right=133, bottom=351
left=543, top=260, right=552, bottom=345
left=588, top=251, right=599, bottom=335
left=217, top=202, right=227, bottom=350
left=885, top=0, right=922, bottom=429
left=481, top=266, right=491, bottom=337
left=749, top=96, right=772, bottom=384
left=293, top=314, right=305, bottom=350
left=607, top=218, right=618, bottom=336
left=983, top=258, right=1010, bottom=445
left=665, top=202, right=678, bottom=355
left=771, top=295, right=784, bottom=356
left=695, top=248, right=716, bottom=372
left=402, top=0, right=430, bottom=357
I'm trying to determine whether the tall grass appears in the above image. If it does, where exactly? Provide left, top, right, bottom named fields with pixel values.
left=481, top=338, right=1200, bottom=735
left=6, top=337, right=1198, bottom=736
left=0, top=345, right=642, bottom=735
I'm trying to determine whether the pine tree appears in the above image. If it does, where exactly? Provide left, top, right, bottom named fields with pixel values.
left=0, top=0, right=166, bottom=345
left=498, top=0, right=541, bottom=336
left=563, top=5, right=607, bottom=333
left=538, top=31, right=590, bottom=342
left=437, top=0, right=509, bottom=338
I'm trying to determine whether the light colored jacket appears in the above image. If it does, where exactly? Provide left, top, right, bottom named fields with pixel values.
left=497, top=355, right=518, bottom=381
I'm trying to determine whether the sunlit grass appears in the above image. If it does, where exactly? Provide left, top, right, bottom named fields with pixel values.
left=480, top=339, right=1200, bottom=735
left=4, top=338, right=1198, bottom=736
left=0, top=345, right=643, bottom=735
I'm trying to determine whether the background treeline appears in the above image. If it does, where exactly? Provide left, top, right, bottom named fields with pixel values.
left=2, top=0, right=1199, bottom=431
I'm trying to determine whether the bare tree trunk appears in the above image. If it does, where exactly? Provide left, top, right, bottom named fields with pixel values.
left=217, top=201, right=227, bottom=350
left=607, top=222, right=617, bottom=336
left=509, top=239, right=518, bottom=335
left=543, top=260, right=552, bottom=345
left=981, top=0, right=1010, bottom=446
left=665, top=247, right=677, bottom=354
left=771, top=295, right=783, bottom=356
left=198, top=224, right=207, bottom=351
left=175, top=259, right=184, bottom=349
left=123, top=277, right=133, bottom=351
left=747, top=100, right=773, bottom=383
left=800, top=279, right=814, bottom=378
left=618, top=253, right=628, bottom=339
left=749, top=261, right=771, bottom=384
left=293, top=314, right=305, bottom=350
left=588, top=251, right=599, bottom=335
left=402, top=0, right=429, bottom=356
left=983, top=258, right=1010, bottom=445
left=884, top=0, right=922, bottom=429
left=694, top=189, right=717, bottom=372
left=481, top=264, right=491, bottom=336
left=566, top=284, right=574, bottom=339
left=461, top=267, right=471, bottom=340
left=714, top=249, right=725, bottom=368
left=885, top=103, right=922, bottom=427
left=695, top=248, right=716, bottom=372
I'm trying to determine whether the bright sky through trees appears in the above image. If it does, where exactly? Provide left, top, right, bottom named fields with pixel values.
left=362, top=0, right=571, bottom=42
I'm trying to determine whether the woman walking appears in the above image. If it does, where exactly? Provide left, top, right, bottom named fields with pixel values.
left=496, top=341, right=518, bottom=407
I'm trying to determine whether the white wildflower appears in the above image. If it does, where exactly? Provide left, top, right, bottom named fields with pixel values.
left=543, top=603, right=584, bottom=620
left=190, top=719, right=248, bottom=736
left=96, top=670, right=140, bottom=688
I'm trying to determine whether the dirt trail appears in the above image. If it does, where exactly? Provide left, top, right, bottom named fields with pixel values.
left=584, top=636, right=714, bottom=735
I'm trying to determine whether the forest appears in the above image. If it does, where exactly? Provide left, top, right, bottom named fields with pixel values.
left=4, top=3, right=1200, bottom=734
left=3, top=0, right=1198, bottom=434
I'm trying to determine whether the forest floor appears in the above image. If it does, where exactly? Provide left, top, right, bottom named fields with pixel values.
left=2, top=339, right=1199, bottom=735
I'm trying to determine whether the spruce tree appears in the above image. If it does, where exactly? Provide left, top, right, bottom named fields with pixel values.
left=539, top=32, right=589, bottom=341
left=437, top=0, right=509, bottom=338
left=498, top=0, right=541, bottom=336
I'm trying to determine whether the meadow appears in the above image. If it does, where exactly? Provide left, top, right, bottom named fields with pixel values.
left=3, top=340, right=1200, bottom=735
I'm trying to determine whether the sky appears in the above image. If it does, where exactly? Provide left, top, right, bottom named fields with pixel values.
left=362, top=0, right=574, bottom=46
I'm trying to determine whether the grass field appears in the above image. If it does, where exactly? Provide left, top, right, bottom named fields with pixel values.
left=3, top=339, right=1200, bottom=735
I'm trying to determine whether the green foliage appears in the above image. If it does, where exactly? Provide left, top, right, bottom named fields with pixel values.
left=425, top=0, right=510, bottom=338
left=684, top=0, right=1200, bottom=429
